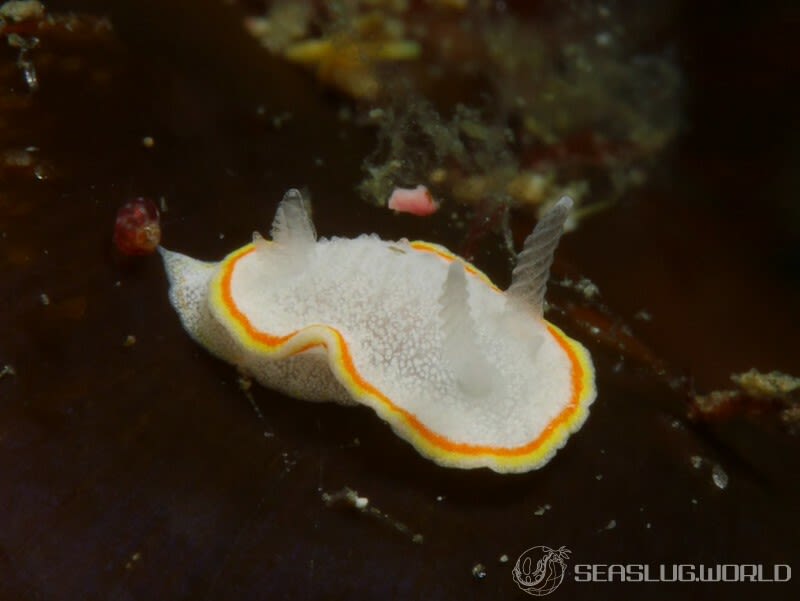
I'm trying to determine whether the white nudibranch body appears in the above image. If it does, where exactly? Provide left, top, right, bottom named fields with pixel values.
left=161, top=189, right=596, bottom=473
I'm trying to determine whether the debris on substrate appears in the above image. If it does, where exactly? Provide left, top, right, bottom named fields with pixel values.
left=0, top=363, right=15, bottom=379
left=690, top=369, right=800, bottom=431
left=322, top=486, right=423, bottom=544
left=243, top=0, right=681, bottom=239
left=688, top=456, right=730, bottom=491
left=471, top=562, right=487, bottom=580
left=0, top=1, right=45, bottom=23
left=0, top=4, right=117, bottom=181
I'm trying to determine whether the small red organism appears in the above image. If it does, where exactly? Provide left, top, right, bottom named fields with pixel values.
left=387, top=185, right=439, bottom=216
left=113, top=197, right=161, bottom=256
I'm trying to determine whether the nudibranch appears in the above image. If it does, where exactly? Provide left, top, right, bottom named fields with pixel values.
left=161, top=190, right=596, bottom=473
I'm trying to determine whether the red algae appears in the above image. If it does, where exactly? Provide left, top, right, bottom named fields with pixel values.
left=113, top=197, right=161, bottom=256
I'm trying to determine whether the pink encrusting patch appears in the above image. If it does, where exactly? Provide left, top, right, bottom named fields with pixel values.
left=387, top=185, right=439, bottom=216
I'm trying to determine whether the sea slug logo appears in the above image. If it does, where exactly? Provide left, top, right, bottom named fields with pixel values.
left=512, top=545, right=571, bottom=596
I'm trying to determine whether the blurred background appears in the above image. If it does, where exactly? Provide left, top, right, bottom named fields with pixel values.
left=1, top=1, right=798, bottom=599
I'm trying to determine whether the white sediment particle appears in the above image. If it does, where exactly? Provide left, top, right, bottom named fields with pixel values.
left=321, top=487, right=422, bottom=543
left=604, top=519, right=617, bottom=530
left=533, top=504, right=551, bottom=516
left=124, top=551, right=142, bottom=571
left=690, top=455, right=703, bottom=469
left=575, top=277, right=599, bottom=299
left=471, top=563, right=487, bottom=580
left=595, top=32, right=613, bottom=47
left=711, top=464, right=729, bottom=490
left=39, top=293, right=49, bottom=305
left=499, top=554, right=509, bottom=564
left=0, top=364, right=16, bottom=379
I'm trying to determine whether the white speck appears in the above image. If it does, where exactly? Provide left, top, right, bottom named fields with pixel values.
left=142, top=136, right=155, bottom=148
left=589, top=326, right=601, bottom=336
left=646, top=522, right=651, bottom=529
left=114, top=281, right=121, bottom=288
left=471, top=563, right=487, bottom=580
left=533, top=504, right=551, bottom=516
left=281, top=451, right=296, bottom=472
left=354, top=495, right=369, bottom=510
left=604, top=519, right=617, bottom=530
left=271, top=112, right=292, bottom=128
left=634, top=309, right=652, bottom=322
left=0, top=364, right=16, bottom=379
left=159, top=196, right=168, bottom=213
left=124, top=550, right=142, bottom=570
left=595, top=474, right=603, bottom=481
left=123, top=335, right=137, bottom=347
left=576, top=277, right=599, bottom=299
left=313, top=157, right=324, bottom=167
left=436, top=495, right=445, bottom=502
left=690, top=455, right=703, bottom=469
left=39, top=293, right=50, bottom=305
left=263, top=431, right=274, bottom=438
left=600, top=448, right=605, bottom=454
left=711, top=464, right=729, bottom=490
left=691, top=498, right=698, bottom=505
left=595, top=32, right=613, bottom=47
left=499, top=554, right=509, bottom=564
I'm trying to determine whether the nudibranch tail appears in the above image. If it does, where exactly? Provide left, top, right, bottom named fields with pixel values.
left=507, top=196, right=573, bottom=317
left=438, top=261, right=494, bottom=397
